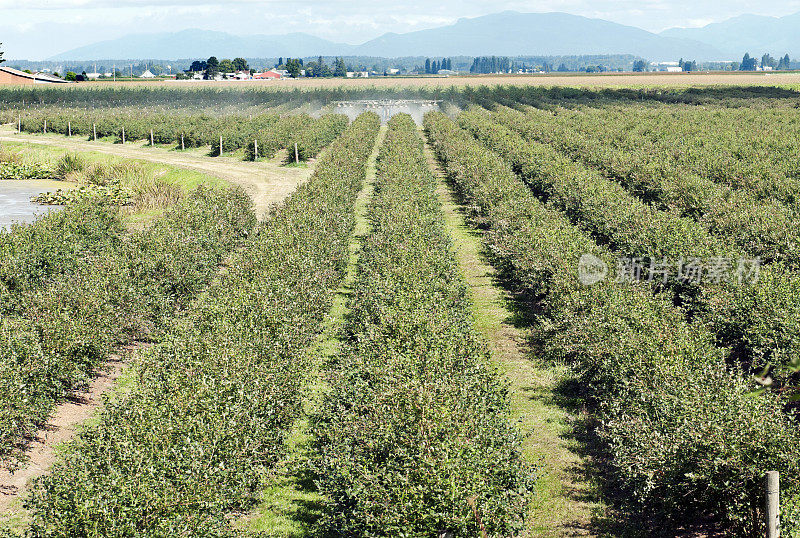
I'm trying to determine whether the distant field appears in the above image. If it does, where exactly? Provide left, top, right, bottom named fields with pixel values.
left=82, top=70, right=800, bottom=88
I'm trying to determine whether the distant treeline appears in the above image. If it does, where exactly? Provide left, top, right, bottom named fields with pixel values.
left=9, top=54, right=643, bottom=76
left=10, top=52, right=799, bottom=78
left=469, top=54, right=644, bottom=73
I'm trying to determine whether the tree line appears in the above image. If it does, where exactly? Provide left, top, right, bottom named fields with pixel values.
left=423, top=58, right=453, bottom=73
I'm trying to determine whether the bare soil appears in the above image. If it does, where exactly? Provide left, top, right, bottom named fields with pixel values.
left=0, top=349, right=133, bottom=517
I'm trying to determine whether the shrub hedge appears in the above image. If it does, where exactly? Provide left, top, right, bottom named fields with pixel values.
left=424, top=111, right=800, bottom=534
left=311, top=114, right=534, bottom=536
left=458, top=107, right=800, bottom=381
left=23, top=112, right=381, bottom=536
left=0, top=187, right=255, bottom=471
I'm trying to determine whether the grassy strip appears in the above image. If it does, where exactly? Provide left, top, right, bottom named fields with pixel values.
left=424, top=111, right=800, bottom=534
left=0, top=187, right=256, bottom=470
left=237, top=123, right=388, bottom=536
left=425, top=137, right=604, bottom=535
left=22, top=112, right=381, bottom=536
left=311, top=114, right=534, bottom=536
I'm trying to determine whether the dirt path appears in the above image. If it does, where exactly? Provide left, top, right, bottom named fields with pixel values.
left=0, top=126, right=314, bottom=218
left=423, top=138, right=603, bottom=537
left=0, top=346, right=142, bottom=529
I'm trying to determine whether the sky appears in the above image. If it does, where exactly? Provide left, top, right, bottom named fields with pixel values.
left=3, top=0, right=800, bottom=60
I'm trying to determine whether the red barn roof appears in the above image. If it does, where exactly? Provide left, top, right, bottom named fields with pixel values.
left=254, top=70, right=282, bottom=79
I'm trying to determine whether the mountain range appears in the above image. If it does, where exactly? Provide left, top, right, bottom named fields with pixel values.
left=48, top=10, right=800, bottom=62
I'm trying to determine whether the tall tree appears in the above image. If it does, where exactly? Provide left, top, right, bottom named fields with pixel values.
left=277, top=57, right=284, bottom=68
left=205, top=56, right=220, bottom=79
left=424, top=58, right=431, bottom=74
left=333, top=57, right=347, bottom=77
left=218, top=59, right=235, bottom=73
left=285, top=58, right=302, bottom=78
left=233, top=57, right=249, bottom=71
left=740, top=53, right=757, bottom=71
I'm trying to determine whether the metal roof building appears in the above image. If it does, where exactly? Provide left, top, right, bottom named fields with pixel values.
left=0, top=66, right=70, bottom=85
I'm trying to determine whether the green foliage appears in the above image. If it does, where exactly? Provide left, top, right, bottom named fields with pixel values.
left=491, top=105, right=800, bottom=267
left=23, top=112, right=381, bottom=535
left=424, top=111, right=800, bottom=534
left=311, top=114, right=534, bottom=535
left=461, top=105, right=800, bottom=381
left=285, top=58, right=302, bottom=78
left=0, top=160, right=53, bottom=180
left=31, top=184, right=133, bottom=206
left=0, top=188, right=256, bottom=471
left=282, top=113, right=349, bottom=162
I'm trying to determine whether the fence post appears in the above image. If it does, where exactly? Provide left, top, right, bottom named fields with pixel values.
left=254, top=139, right=258, bottom=160
left=93, top=123, right=97, bottom=141
left=150, top=129, right=154, bottom=146
left=122, top=127, right=125, bottom=144
left=43, top=119, right=47, bottom=134
left=219, top=136, right=223, bottom=156
left=68, top=121, right=71, bottom=137
left=767, top=471, right=780, bottom=538
left=181, top=134, right=185, bottom=151
left=18, top=115, right=21, bottom=133
left=294, top=142, right=299, bottom=164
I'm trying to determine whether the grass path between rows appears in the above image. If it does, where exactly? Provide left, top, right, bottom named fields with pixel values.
left=236, top=124, right=388, bottom=536
left=422, top=135, right=605, bottom=537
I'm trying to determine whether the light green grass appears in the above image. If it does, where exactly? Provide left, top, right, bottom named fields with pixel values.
left=423, top=136, right=605, bottom=537
left=2, top=140, right=226, bottom=227
left=235, top=125, right=387, bottom=537
left=3, top=141, right=225, bottom=191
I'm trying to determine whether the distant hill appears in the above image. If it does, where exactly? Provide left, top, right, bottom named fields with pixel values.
left=353, top=12, right=723, bottom=60
left=661, top=12, right=800, bottom=58
left=48, top=29, right=351, bottom=61
left=49, top=11, right=727, bottom=62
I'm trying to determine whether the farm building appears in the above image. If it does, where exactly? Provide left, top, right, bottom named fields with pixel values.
left=140, top=70, right=156, bottom=78
left=0, top=66, right=70, bottom=85
left=254, top=70, right=282, bottom=80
